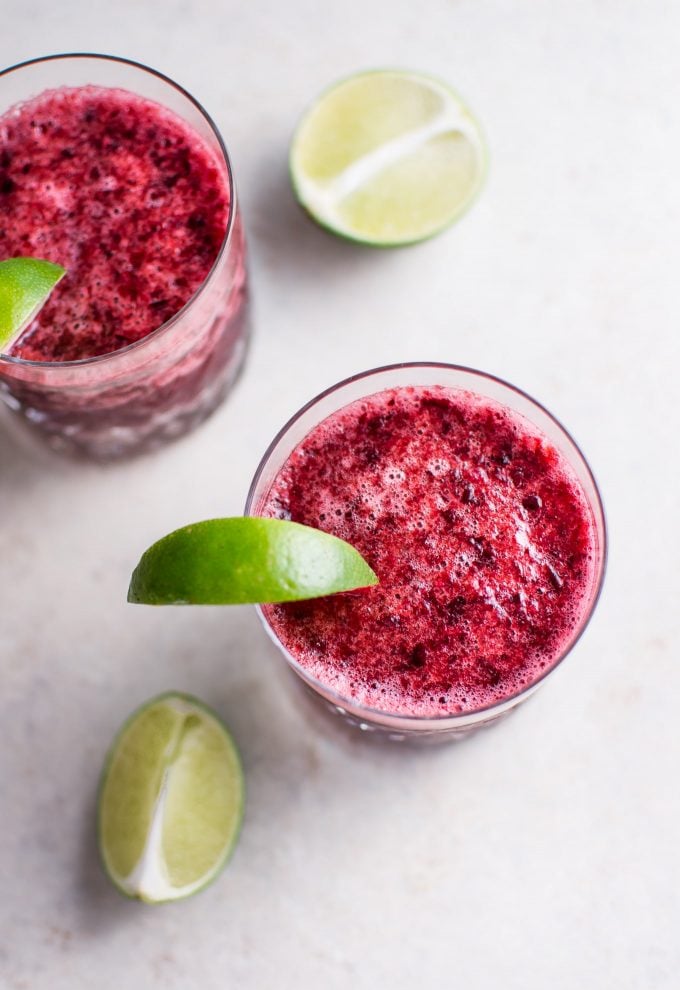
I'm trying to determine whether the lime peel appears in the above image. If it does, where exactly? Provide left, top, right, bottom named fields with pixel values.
left=128, top=517, right=379, bottom=606
left=98, top=692, right=244, bottom=904
left=0, top=257, right=65, bottom=353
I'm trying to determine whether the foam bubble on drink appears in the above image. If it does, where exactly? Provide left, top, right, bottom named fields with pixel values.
left=261, top=385, right=598, bottom=717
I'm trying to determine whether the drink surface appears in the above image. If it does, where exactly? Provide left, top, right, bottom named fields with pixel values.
left=261, top=385, right=598, bottom=717
left=0, top=85, right=230, bottom=362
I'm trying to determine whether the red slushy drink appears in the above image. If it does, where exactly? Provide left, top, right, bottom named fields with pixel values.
left=0, top=56, right=248, bottom=458
left=251, top=367, right=605, bottom=737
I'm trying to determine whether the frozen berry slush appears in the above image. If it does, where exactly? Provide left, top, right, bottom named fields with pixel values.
left=249, top=365, right=606, bottom=739
left=0, top=55, right=248, bottom=458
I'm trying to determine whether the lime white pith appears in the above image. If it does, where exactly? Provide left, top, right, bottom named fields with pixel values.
left=290, top=70, right=487, bottom=246
left=98, top=693, right=244, bottom=904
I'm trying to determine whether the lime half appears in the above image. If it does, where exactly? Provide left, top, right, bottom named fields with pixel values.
left=0, top=257, right=65, bottom=352
left=290, top=69, right=487, bottom=246
left=98, top=692, right=244, bottom=903
left=128, top=517, right=378, bottom=605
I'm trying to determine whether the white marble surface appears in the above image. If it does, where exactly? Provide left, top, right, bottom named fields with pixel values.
left=1, top=2, right=679, bottom=988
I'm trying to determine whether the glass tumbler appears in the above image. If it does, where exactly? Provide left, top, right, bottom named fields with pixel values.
left=0, top=53, right=249, bottom=460
left=245, top=363, right=607, bottom=743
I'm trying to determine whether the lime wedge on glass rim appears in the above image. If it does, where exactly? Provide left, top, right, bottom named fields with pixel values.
left=0, top=257, right=65, bottom=352
left=290, top=69, right=487, bottom=247
left=98, top=692, right=244, bottom=903
left=128, top=517, right=378, bottom=605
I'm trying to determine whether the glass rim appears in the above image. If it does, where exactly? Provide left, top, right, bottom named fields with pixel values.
left=0, top=51, right=236, bottom=371
left=245, top=361, right=608, bottom=727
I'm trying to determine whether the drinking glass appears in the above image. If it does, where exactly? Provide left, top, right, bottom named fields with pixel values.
left=245, top=363, right=607, bottom=742
left=0, top=53, right=249, bottom=460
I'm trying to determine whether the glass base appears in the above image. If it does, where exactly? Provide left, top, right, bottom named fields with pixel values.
left=0, top=291, right=250, bottom=462
left=290, top=672, right=515, bottom=745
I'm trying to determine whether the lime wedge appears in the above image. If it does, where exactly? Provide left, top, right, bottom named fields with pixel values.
left=128, top=517, right=378, bottom=605
left=0, top=257, right=65, bottom=352
left=290, top=69, right=487, bottom=246
left=98, top=692, right=244, bottom=903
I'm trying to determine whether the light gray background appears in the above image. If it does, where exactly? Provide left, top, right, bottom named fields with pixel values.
left=1, top=2, right=678, bottom=988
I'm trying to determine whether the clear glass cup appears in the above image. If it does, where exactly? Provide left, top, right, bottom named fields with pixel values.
left=0, top=53, right=249, bottom=460
left=245, top=363, right=607, bottom=743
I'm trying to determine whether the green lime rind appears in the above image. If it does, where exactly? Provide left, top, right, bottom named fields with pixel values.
left=128, top=517, right=379, bottom=606
left=97, top=691, right=244, bottom=904
left=0, top=257, right=65, bottom=352
left=289, top=68, right=488, bottom=248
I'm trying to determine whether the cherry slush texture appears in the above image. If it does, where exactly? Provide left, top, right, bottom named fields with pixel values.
left=0, top=86, right=229, bottom=360
left=262, top=386, right=597, bottom=717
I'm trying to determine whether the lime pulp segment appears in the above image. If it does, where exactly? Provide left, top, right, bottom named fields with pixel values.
left=98, top=692, right=244, bottom=903
left=290, top=70, right=487, bottom=246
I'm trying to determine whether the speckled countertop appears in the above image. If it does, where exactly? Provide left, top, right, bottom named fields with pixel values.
left=1, top=2, right=678, bottom=988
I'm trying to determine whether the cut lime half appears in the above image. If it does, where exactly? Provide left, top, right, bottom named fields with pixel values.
left=98, top=692, right=244, bottom=904
left=128, top=517, right=378, bottom=605
left=0, top=257, right=65, bottom=353
left=290, top=69, right=487, bottom=246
